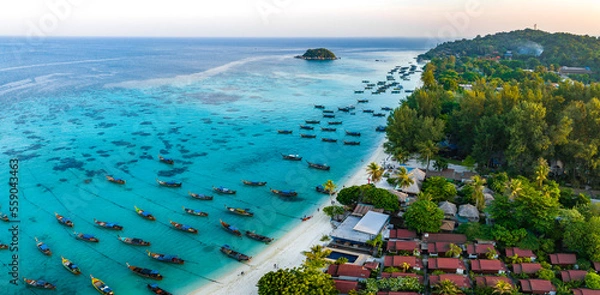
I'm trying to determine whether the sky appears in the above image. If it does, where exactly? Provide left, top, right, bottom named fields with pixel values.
left=0, top=0, right=598, bottom=38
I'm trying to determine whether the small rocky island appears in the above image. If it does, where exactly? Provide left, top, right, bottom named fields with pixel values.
left=294, top=48, right=338, bottom=60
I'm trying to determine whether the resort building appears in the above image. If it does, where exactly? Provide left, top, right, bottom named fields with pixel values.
left=327, top=264, right=371, bottom=281
left=549, top=253, right=577, bottom=267
left=466, top=243, right=498, bottom=259
left=560, top=270, right=588, bottom=283
left=427, top=242, right=453, bottom=257
left=572, top=289, right=600, bottom=295
left=513, top=263, right=542, bottom=275
left=422, top=233, right=467, bottom=244
left=519, top=279, right=556, bottom=295
left=386, top=240, right=420, bottom=254
left=383, top=255, right=423, bottom=271
left=559, top=66, right=593, bottom=75
left=470, top=259, right=508, bottom=275
left=333, top=279, right=359, bottom=295
left=386, top=229, right=417, bottom=240
left=428, top=257, right=466, bottom=274
left=429, top=274, right=471, bottom=288
left=330, top=211, right=390, bottom=248
left=505, top=247, right=537, bottom=261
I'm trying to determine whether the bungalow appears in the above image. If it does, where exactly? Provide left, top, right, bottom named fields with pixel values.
left=364, top=261, right=380, bottom=272
left=466, top=244, right=498, bottom=259
left=428, top=257, right=466, bottom=274
left=427, top=242, right=452, bottom=257
left=387, top=240, right=420, bottom=254
left=327, top=264, right=371, bottom=281
left=513, top=263, right=542, bottom=275
left=388, top=229, right=417, bottom=240
left=384, top=256, right=423, bottom=271
left=470, top=259, right=508, bottom=275
left=560, top=270, right=588, bottom=283
left=429, top=274, right=471, bottom=288
left=380, top=272, right=424, bottom=284
left=519, top=279, right=556, bottom=295
left=330, top=211, right=390, bottom=247
left=475, top=276, right=514, bottom=288
left=572, top=289, right=600, bottom=295
left=549, top=253, right=577, bottom=267
left=333, top=279, right=359, bottom=295
left=423, top=233, right=467, bottom=244
left=505, top=247, right=537, bottom=262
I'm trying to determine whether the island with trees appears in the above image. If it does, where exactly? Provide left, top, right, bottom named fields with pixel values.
left=295, top=48, right=338, bottom=60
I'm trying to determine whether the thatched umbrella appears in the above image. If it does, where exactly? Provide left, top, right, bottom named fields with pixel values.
left=458, top=204, right=480, bottom=222
left=484, top=193, right=495, bottom=206
left=438, top=201, right=457, bottom=217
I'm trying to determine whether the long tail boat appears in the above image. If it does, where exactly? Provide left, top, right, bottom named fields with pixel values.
left=94, top=219, right=123, bottom=230
left=135, top=206, right=156, bottom=221
left=105, top=175, right=125, bottom=184
left=343, top=140, right=361, bottom=145
left=55, top=212, right=74, bottom=227
left=306, top=161, right=331, bottom=171
left=220, top=244, right=251, bottom=262
left=158, top=154, right=174, bottom=165
left=300, top=133, right=317, bottom=138
left=220, top=219, right=242, bottom=237
left=74, top=232, right=99, bottom=243
left=245, top=231, right=273, bottom=244
left=1, top=212, right=10, bottom=221
left=147, top=283, right=173, bottom=295
left=169, top=220, right=198, bottom=234
left=225, top=205, right=254, bottom=217
left=147, top=250, right=184, bottom=264
left=282, top=154, right=302, bottom=161
left=270, top=188, right=298, bottom=197
left=126, top=262, right=163, bottom=280
left=156, top=179, right=182, bottom=188
left=23, top=278, right=56, bottom=290
left=213, top=186, right=236, bottom=194
left=183, top=206, right=208, bottom=217
left=345, top=130, right=361, bottom=137
left=242, top=180, right=267, bottom=186
left=61, top=256, right=81, bottom=275
left=189, top=191, right=214, bottom=200
left=315, top=184, right=335, bottom=194
left=35, top=237, right=52, bottom=256
left=90, top=274, right=114, bottom=295
left=118, top=235, right=151, bottom=246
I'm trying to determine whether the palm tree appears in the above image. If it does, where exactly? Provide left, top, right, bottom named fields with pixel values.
left=485, top=247, right=498, bottom=260
left=504, top=178, right=523, bottom=200
left=534, top=157, right=550, bottom=188
left=401, top=261, right=411, bottom=272
left=396, top=167, right=414, bottom=190
left=434, top=279, right=461, bottom=295
left=445, top=243, right=462, bottom=258
left=417, top=140, right=439, bottom=174
left=366, top=162, right=384, bottom=185
left=323, top=179, right=337, bottom=202
left=303, top=244, right=331, bottom=269
left=334, top=257, right=348, bottom=265
left=492, top=280, right=515, bottom=295
left=471, top=175, right=487, bottom=211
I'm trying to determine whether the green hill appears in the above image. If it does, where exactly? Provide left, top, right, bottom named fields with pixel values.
left=295, top=48, right=337, bottom=60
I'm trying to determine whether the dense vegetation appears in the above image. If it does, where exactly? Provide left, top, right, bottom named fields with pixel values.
left=297, top=48, right=337, bottom=60
left=386, top=30, right=600, bottom=187
left=336, top=184, right=399, bottom=212
left=419, top=29, right=600, bottom=81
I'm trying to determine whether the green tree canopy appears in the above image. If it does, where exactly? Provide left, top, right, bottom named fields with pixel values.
left=257, top=266, right=338, bottom=295
left=421, top=176, right=457, bottom=203
left=404, top=198, right=444, bottom=234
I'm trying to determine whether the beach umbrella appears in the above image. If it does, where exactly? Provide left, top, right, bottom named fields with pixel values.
left=458, top=204, right=480, bottom=221
left=438, top=201, right=457, bottom=217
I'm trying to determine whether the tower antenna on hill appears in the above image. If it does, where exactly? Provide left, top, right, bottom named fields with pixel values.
left=534, top=24, right=538, bottom=30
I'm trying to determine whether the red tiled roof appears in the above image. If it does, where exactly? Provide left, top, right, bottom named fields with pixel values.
left=470, top=259, right=507, bottom=273
left=467, top=244, right=497, bottom=255
left=334, top=279, right=359, bottom=294
left=475, top=276, right=514, bottom=288
left=380, top=272, right=424, bottom=284
left=519, top=279, right=556, bottom=294
left=388, top=240, right=420, bottom=252
left=513, top=263, right=542, bottom=274
left=428, top=258, right=465, bottom=271
left=424, top=233, right=467, bottom=244
left=389, top=229, right=417, bottom=240
left=505, top=247, right=536, bottom=258
left=428, top=242, right=451, bottom=254
left=384, top=256, right=423, bottom=268
left=549, top=253, right=577, bottom=265
left=429, top=274, right=471, bottom=288
left=560, top=270, right=588, bottom=282
left=327, top=264, right=371, bottom=279
left=363, top=261, right=379, bottom=271
left=377, top=292, right=421, bottom=295
left=573, top=289, right=600, bottom=295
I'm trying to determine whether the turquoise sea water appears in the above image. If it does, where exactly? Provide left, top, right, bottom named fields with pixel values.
left=0, top=38, right=428, bottom=294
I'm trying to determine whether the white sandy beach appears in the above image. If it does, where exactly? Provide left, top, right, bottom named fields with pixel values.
left=191, top=141, right=389, bottom=295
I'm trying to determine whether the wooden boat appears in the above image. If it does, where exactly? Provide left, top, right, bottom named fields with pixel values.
left=213, top=186, right=236, bottom=194
left=338, top=107, right=350, bottom=112
left=321, top=127, right=336, bottom=132
left=282, top=154, right=302, bottom=161
left=300, top=133, right=317, bottom=138
left=147, top=283, right=173, bottom=295
left=94, top=219, right=123, bottom=230
left=344, top=140, right=361, bottom=146
left=126, top=262, right=163, bottom=280
left=375, top=125, right=386, bottom=132
left=301, top=215, right=313, bottom=221
left=307, top=161, right=331, bottom=170
left=105, top=175, right=125, bottom=184
left=348, top=105, right=356, bottom=110
left=363, top=109, right=374, bottom=113
left=314, top=105, right=325, bottom=109
left=0, top=243, right=8, bottom=250
left=328, top=121, right=342, bottom=125
left=305, top=120, right=320, bottom=124
left=158, top=154, right=174, bottom=165
left=55, top=212, right=74, bottom=227
left=357, top=99, right=369, bottom=103
left=345, top=130, right=361, bottom=137
left=220, top=219, right=242, bottom=236
left=270, top=188, right=298, bottom=197
left=277, top=130, right=293, bottom=134
left=322, top=110, right=334, bottom=113
left=61, top=256, right=81, bottom=275
left=373, top=113, right=386, bottom=117
left=183, top=206, right=208, bottom=217
left=118, top=235, right=150, bottom=246
left=321, top=138, right=337, bottom=143
left=323, top=114, right=335, bottom=118
left=23, top=278, right=56, bottom=290
left=242, top=180, right=267, bottom=186
left=225, top=205, right=254, bottom=217
left=189, top=191, right=214, bottom=200
left=135, top=206, right=156, bottom=221
left=90, top=274, right=114, bottom=295
left=220, top=244, right=251, bottom=262
left=381, top=106, right=393, bottom=111
left=245, top=231, right=273, bottom=244
left=1, top=212, right=10, bottom=222
left=170, top=220, right=198, bottom=234
left=35, top=237, right=52, bottom=256
left=156, top=179, right=182, bottom=188
left=299, top=125, right=314, bottom=130
left=147, top=250, right=184, bottom=264
left=74, top=232, right=99, bottom=243
left=315, top=184, right=335, bottom=194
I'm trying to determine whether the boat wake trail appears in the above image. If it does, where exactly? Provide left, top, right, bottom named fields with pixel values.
left=0, top=58, right=122, bottom=72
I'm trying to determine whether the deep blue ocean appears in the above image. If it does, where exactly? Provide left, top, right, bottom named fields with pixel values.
left=0, top=37, right=429, bottom=294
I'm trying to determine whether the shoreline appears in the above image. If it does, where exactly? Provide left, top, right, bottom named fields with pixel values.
left=191, top=140, right=389, bottom=295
